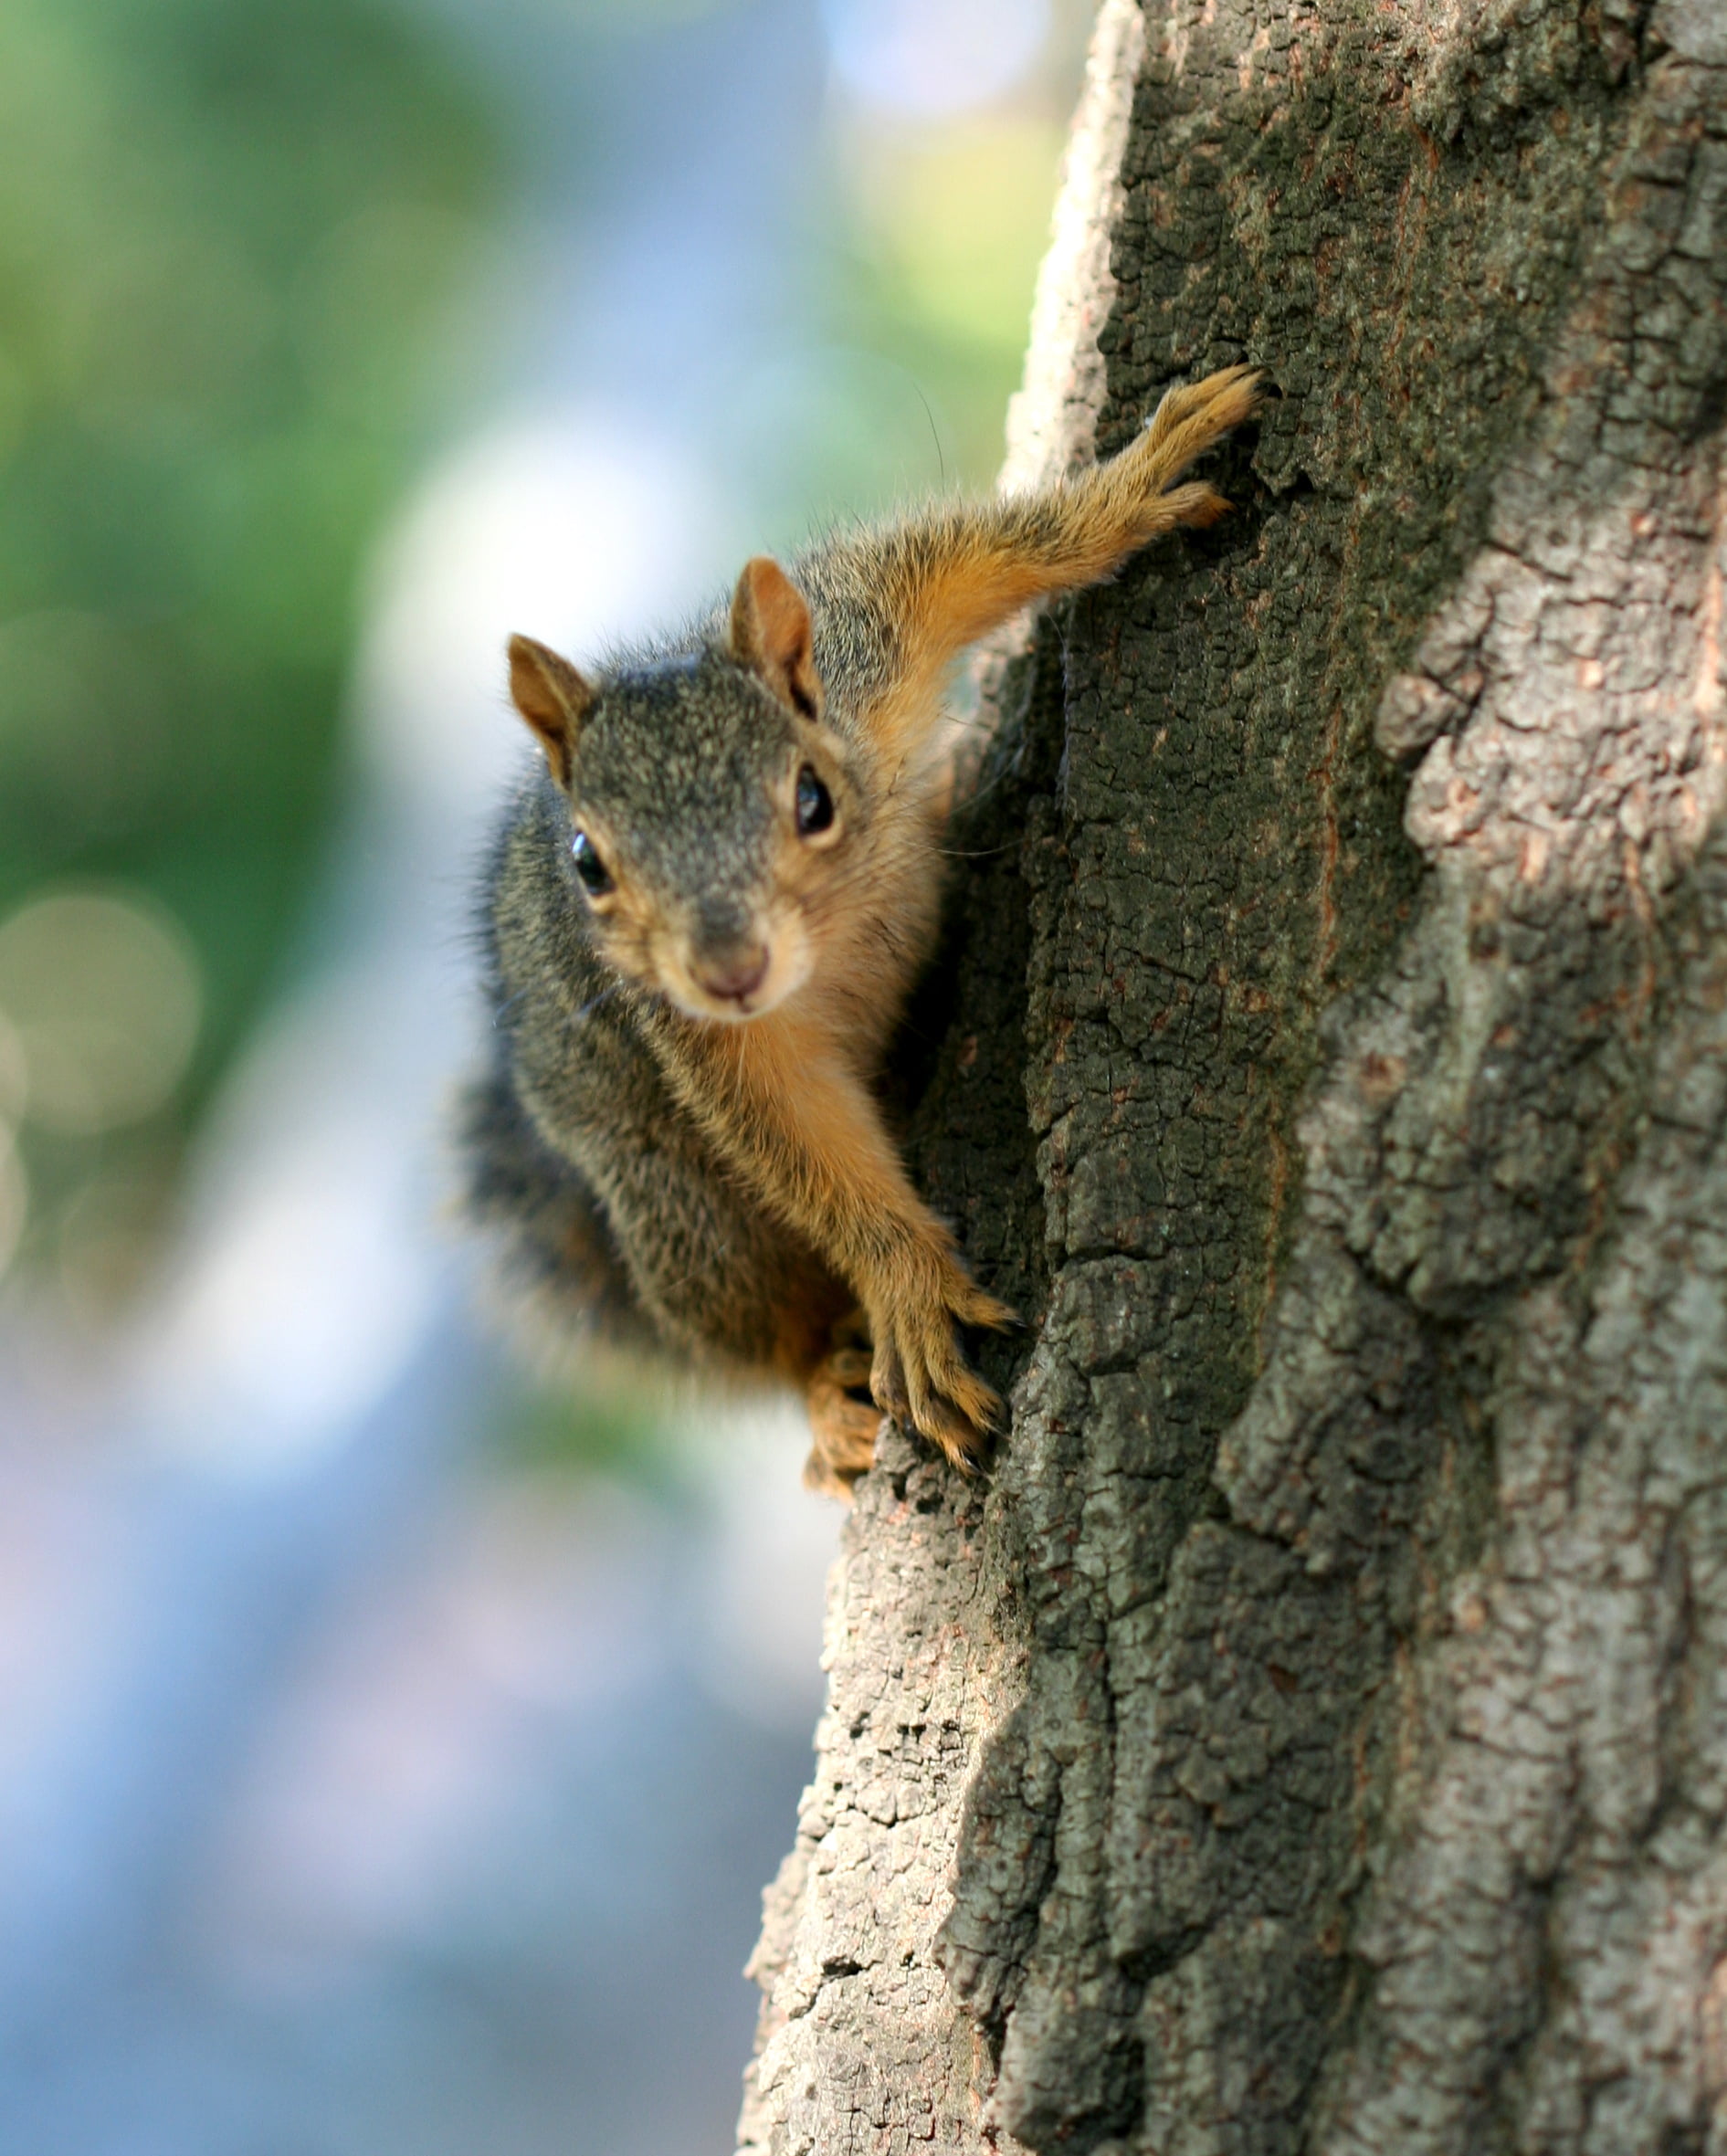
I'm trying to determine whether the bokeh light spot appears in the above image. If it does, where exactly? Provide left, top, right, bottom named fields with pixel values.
left=0, top=888, right=203, bottom=1136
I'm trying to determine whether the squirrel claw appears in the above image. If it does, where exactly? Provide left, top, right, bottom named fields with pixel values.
left=914, top=1388, right=991, bottom=1472
left=868, top=1292, right=1000, bottom=1470
left=869, top=1336, right=911, bottom=1423
left=960, top=1288, right=1017, bottom=1334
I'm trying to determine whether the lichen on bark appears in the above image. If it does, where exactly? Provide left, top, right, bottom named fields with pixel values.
left=740, top=3, right=1727, bottom=2151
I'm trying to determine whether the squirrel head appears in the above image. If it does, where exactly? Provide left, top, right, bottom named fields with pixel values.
left=508, top=559, right=863, bottom=1025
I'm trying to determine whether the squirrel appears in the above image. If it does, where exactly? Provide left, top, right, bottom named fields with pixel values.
left=458, top=364, right=1262, bottom=1495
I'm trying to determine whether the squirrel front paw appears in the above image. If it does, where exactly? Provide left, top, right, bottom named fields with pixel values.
left=866, top=1246, right=1014, bottom=1468
left=1119, top=363, right=1265, bottom=537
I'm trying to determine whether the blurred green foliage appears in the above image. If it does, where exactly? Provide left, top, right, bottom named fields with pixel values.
left=499, top=1360, right=682, bottom=1481
left=0, top=0, right=493, bottom=1268
left=0, top=0, right=1086, bottom=1354
left=828, top=113, right=1068, bottom=486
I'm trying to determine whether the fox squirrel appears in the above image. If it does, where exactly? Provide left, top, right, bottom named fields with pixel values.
left=459, top=365, right=1262, bottom=1494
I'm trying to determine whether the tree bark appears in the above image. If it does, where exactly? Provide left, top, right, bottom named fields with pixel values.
left=738, top=1, right=1727, bottom=2150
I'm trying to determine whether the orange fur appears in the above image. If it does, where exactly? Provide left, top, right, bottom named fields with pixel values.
left=655, top=1012, right=1014, bottom=1467
left=849, top=365, right=1262, bottom=767
left=475, top=367, right=1260, bottom=1487
left=669, top=369, right=1257, bottom=1466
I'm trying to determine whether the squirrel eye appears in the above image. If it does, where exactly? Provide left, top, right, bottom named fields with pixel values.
left=571, top=830, right=613, bottom=896
left=795, top=765, right=834, bottom=837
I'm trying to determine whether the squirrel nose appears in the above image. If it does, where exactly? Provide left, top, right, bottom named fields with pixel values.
left=696, top=945, right=770, bottom=1004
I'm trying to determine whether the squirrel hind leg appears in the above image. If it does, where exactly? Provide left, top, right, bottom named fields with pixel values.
left=803, top=1331, right=884, bottom=1499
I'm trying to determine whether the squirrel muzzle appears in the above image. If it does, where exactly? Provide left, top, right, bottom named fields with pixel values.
left=694, top=941, right=770, bottom=1006
left=658, top=901, right=812, bottom=1025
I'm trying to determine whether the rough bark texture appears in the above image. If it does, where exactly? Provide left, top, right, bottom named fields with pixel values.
left=740, top=2, right=1727, bottom=2151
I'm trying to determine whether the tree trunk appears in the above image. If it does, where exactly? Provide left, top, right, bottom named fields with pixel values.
left=738, top=0, right=1727, bottom=2149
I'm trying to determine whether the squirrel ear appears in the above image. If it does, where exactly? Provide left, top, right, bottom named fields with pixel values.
left=729, top=557, right=823, bottom=720
left=508, top=634, right=594, bottom=790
